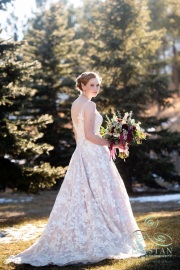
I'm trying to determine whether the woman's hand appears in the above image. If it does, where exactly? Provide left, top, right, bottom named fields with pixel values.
left=113, top=142, right=127, bottom=150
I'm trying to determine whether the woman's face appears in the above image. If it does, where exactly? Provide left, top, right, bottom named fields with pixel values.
left=82, top=78, right=100, bottom=97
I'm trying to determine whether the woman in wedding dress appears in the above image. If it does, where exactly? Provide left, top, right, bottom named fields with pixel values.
left=6, top=71, right=146, bottom=267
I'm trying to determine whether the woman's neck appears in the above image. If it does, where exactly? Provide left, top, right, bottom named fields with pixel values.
left=80, top=93, right=91, bottom=101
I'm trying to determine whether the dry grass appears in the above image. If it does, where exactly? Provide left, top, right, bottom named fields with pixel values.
left=0, top=190, right=180, bottom=270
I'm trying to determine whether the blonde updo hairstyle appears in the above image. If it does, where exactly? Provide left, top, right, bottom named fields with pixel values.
left=76, top=71, right=102, bottom=92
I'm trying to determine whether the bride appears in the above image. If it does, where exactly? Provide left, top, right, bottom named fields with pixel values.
left=6, top=71, right=146, bottom=267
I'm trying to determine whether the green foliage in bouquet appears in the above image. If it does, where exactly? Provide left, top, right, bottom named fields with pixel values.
left=100, top=110, right=149, bottom=160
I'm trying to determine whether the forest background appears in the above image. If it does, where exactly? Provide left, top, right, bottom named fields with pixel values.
left=0, top=0, right=180, bottom=194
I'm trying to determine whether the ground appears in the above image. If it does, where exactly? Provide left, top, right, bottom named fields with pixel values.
left=0, top=189, right=180, bottom=270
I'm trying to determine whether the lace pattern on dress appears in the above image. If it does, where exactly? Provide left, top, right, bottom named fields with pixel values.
left=6, top=103, right=146, bottom=267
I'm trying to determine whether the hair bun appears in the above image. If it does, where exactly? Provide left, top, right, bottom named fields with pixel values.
left=76, top=77, right=83, bottom=91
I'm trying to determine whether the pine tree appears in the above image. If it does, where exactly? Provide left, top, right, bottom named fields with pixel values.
left=77, top=0, right=180, bottom=193
left=148, top=0, right=180, bottom=95
left=0, top=0, right=66, bottom=193
left=22, top=2, right=82, bottom=167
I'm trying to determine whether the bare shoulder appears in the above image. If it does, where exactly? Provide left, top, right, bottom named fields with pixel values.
left=84, top=101, right=96, bottom=112
left=71, top=99, right=79, bottom=112
left=71, top=98, right=78, bottom=107
left=71, top=99, right=96, bottom=114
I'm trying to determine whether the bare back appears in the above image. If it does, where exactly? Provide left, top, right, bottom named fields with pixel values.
left=71, top=97, right=95, bottom=126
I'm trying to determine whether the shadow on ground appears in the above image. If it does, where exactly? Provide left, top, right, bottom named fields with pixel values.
left=9, top=254, right=180, bottom=270
left=10, top=258, right=122, bottom=270
left=127, top=256, right=180, bottom=270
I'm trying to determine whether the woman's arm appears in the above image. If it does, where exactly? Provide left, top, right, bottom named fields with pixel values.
left=73, top=126, right=77, bottom=142
left=84, top=101, right=110, bottom=146
left=84, top=102, right=125, bottom=150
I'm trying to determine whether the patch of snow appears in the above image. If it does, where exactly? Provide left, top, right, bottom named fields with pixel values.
left=170, top=116, right=178, bottom=123
left=0, top=223, right=46, bottom=243
left=0, top=197, right=33, bottom=204
left=57, top=93, right=69, bottom=101
left=147, top=127, right=155, bottom=132
left=161, top=121, right=169, bottom=127
left=130, top=193, right=180, bottom=203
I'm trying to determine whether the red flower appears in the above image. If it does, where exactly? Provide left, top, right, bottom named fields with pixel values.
left=122, top=124, right=128, bottom=131
left=127, top=130, right=133, bottom=143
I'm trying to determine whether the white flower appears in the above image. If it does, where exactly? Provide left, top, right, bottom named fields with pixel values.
left=131, top=119, right=135, bottom=125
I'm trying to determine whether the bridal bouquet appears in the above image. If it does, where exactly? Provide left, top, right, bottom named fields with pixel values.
left=100, top=110, right=148, bottom=160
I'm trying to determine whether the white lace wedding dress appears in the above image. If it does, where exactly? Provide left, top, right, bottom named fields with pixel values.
left=6, top=101, right=146, bottom=267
